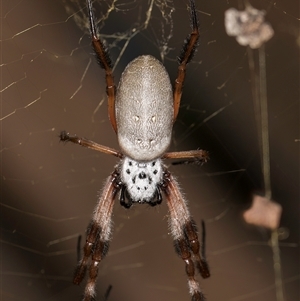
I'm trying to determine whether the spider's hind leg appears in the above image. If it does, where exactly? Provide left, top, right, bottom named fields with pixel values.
left=173, top=0, right=200, bottom=122
left=87, top=0, right=117, bottom=133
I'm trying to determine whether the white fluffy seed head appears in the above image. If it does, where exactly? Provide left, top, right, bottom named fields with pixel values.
left=116, top=55, right=173, bottom=161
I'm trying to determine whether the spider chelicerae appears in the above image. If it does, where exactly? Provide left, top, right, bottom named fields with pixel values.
left=60, top=0, right=210, bottom=300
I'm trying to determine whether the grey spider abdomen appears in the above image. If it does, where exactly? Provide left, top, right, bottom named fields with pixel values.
left=115, top=55, right=173, bottom=161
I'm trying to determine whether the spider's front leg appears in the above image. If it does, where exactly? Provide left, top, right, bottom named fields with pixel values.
left=161, top=170, right=210, bottom=301
left=74, top=171, right=120, bottom=301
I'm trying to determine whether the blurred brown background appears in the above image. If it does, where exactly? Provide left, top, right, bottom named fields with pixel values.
left=1, top=0, right=299, bottom=301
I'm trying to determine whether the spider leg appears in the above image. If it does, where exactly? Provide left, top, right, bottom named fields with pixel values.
left=59, top=131, right=123, bottom=158
left=161, top=170, right=210, bottom=301
left=162, top=149, right=209, bottom=163
left=199, top=220, right=210, bottom=276
left=73, top=171, right=120, bottom=301
left=87, top=0, right=117, bottom=133
left=173, top=0, right=200, bottom=121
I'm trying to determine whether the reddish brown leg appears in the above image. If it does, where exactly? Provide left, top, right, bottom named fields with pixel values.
left=163, top=150, right=208, bottom=160
left=173, top=0, right=200, bottom=121
left=73, top=171, right=120, bottom=301
left=161, top=170, right=209, bottom=301
left=60, top=131, right=123, bottom=158
left=87, top=0, right=117, bottom=133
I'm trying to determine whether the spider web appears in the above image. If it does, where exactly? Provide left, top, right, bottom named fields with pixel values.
left=1, top=0, right=299, bottom=301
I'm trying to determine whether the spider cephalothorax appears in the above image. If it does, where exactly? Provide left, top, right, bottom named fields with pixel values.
left=118, top=157, right=163, bottom=207
left=60, top=0, right=210, bottom=300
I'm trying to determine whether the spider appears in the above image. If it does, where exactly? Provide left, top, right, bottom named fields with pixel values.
left=60, top=0, right=210, bottom=300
